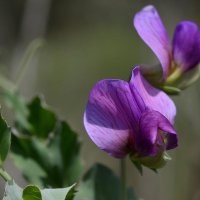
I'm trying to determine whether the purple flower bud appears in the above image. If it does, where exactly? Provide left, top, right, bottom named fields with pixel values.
left=133, top=5, right=200, bottom=84
left=173, top=21, right=200, bottom=71
left=84, top=67, right=178, bottom=168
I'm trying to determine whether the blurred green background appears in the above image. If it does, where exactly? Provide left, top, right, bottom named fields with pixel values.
left=0, top=0, right=200, bottom=199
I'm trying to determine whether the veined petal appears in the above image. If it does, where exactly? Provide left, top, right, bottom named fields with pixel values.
left=135, top=110, right=178, bottom=156
left=134, top=5, right=171, bottom=79
left=84, top=79, right=145, bottom=158
left=130, top=67, right=176, bottom=124
left=173, top=21, right=200, bottom=71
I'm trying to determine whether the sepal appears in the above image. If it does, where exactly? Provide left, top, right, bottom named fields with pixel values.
left=130, top=151, right=172, bottom=171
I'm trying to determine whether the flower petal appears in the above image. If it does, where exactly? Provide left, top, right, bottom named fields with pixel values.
left=173, top=21, right=200, bottom=71
left=135, top=110, right=178, bottom=156
left=134, top=5, right=171, bottom=79
left=130, top=67, right=176, bottom=124
left=84, top=79, right=145, bottom=158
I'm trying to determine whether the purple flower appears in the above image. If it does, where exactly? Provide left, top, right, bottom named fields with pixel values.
left=84, top=67, right=178, bottom=167
left=134, top=5, right=200, bottom=82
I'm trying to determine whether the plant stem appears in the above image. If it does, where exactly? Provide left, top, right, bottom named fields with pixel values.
left=0, top=168, right=12, bottom=182
left=15, top=38, right=44, bottom=86
left=0, top=74, right=16, bottom=92
left=165, top=68, right=182, bottom=84
left=120, top=158, right=126, bottom=200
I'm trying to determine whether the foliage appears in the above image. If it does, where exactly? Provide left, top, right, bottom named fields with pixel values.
left=0, top=79, right=140, bottom=199
left=3, top=181, right=76, bottom=200
left=10, top=96, right=82, bottom=188
left=75, top=164, right=139, bottom=200
left=0, top=38, right=141, bottom=199
left=0, top=115, right=11, bottom=166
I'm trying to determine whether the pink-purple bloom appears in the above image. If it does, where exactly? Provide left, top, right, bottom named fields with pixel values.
left=84, top=67, right=178, bottom=166
left=134, top=5, right=200, bottom=82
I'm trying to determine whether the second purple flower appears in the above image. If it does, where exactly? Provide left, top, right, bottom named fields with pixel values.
left=134, top=5, right=200, bottom=87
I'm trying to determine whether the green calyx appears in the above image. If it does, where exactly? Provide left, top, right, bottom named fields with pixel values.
left=130, top=151, right=172, bottom=173
left=164, top=65, right=200, bottom=91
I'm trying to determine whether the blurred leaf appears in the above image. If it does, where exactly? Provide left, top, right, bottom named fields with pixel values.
left=0, top=73, right=31, bottom=130
left=3, top=181, right=22, bottom=200
left=10, top=154, right=47, bottom=186
left=23, top=96, right=56, bottom=138
left=3, top=181, right=76, bottom=200
left=11, top=96, right=82, bottom=187
left=23, top=184, right=76, bottom=200
left=75, top=163, right=139, bottom=200
left=0, top=114, right=11, bottom=166
left=4, top=91, right=31, bottom=130
left=57, top=121, right=82, bottom=186
left=127, top=188, right=141, bottom=200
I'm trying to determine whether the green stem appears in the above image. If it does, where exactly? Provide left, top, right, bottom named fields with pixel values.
left=165, top=68, right=182, bottom=84
left=0, top=168, right=12, bottom=182
left=15, top=38, right=44, bottom=86
left=0, top=74, right=17, bottom=92
left=120, top=158, right=126, bottom=200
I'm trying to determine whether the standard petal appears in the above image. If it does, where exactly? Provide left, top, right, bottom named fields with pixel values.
left=84, top=79, right=145, bottom=158
left=173, top=21, right=200, bottom=71
left=135, top=110, right=178, bottom=156
left=130, top=67, right=176, bottom=123
left=134, top=5, right=171, bottom=79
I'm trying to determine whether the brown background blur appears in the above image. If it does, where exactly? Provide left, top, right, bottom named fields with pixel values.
left=0, top=0, right=200, bottom=199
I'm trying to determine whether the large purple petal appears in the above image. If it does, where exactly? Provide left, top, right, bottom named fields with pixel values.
left=135, top=109, right=178, bottom=156
left=130, top=67, right=176, bottom=124
left=84, top=79, right=145, bottom=158
left=173, top=21, right=200, bottom=71
left=134, top=5, right=171, bottom=79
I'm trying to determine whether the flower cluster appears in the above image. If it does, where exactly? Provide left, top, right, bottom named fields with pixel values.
left=84, top=5, right=200, bottom=170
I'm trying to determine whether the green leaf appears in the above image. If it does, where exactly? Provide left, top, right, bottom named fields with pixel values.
left=65, top=185, right=77, bottom=200
left=11, top=96, right=82, bottom=187
left=0, top=75, right=31, bottom=131
left=25, top=96, right=56, bottom=138
left=41, top=185, right=76, bottom=200
left=23, top=186, right=41, bottom=200
left=10, top=154, right=47, bottom=186
left=23, top=184, right=76, bottom=200
left=3, top=181, right=22, bottom=200
left=75, top=163, right=139, bottom=200
left=3, top=181, right=76, bottom=200
left=0, top=114, right=11, bottom=165
left=4, top=91, right=31, bottom=130
left=57, top=121, right=82, bottom=186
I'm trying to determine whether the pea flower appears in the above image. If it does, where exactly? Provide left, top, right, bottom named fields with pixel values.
left=134, top=5, right=200, bottom=89
left=84, top=67, right=178, bottom=169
